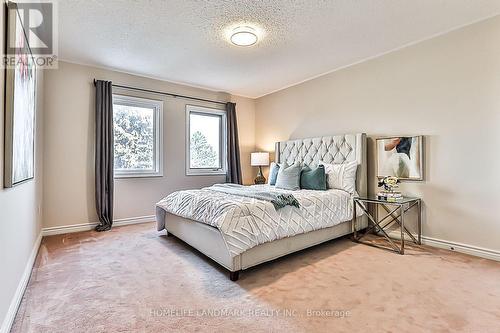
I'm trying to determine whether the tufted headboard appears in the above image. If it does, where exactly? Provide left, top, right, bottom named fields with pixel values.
left=275, top=133, right=367, bottom=197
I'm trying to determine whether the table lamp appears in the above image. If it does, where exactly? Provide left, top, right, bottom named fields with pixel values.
left=251, top=152, right=269, bottom=184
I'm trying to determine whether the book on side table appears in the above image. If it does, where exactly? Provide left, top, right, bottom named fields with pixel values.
left=377, top=191, right=403, bottom=202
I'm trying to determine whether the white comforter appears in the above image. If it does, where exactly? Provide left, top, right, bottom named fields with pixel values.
left=156, top=184, right=355, bottom=257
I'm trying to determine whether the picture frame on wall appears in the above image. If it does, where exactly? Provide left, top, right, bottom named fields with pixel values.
left=376, top=136, right=423, bottom=181
left=4, top=2, right=37, bottom=188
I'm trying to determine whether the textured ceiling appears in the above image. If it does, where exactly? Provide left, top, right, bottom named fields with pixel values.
left=58, top=0, right=500, bottom=98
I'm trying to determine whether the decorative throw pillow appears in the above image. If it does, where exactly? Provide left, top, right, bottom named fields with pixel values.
left=319, top=161, right=358, bottom=194
left=268, top=162, right=280, bottom=185
left=275, top=162, right=301, bottom=191
left=300, top=165, right=327, bottom=190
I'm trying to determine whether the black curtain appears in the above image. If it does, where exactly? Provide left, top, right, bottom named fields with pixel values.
left=94, top=80, right=114, bottom=232
left=226, top=102, right=242, bottom=184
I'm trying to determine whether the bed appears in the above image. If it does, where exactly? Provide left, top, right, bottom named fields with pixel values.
left=156, top=133, right=367, bottom=281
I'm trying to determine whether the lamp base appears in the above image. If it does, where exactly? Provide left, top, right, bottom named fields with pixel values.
left=254, top=166, right=267, bottom=184
left=254, top=175, right=266, bottom=185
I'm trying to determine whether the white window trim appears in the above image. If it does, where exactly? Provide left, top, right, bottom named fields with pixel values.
left=186, top=105, right=227, bottom=176
left=113, top=94, right=163, bottom=179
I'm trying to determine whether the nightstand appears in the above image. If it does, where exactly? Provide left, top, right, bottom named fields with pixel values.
left=353, top=196, right=421, bottom=254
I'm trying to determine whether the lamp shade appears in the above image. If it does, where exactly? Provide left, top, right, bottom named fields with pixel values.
left=251, top=152, right=270, bottom=166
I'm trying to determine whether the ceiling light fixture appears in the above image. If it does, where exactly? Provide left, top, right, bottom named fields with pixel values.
left=230, top=26, right=258, bottom=46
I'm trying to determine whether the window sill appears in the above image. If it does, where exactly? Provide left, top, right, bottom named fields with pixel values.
left=186, top=170, right=226, bottom=176
left=115, top=173, right=163, bottom=179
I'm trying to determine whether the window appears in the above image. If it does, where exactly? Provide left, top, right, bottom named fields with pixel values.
left=113, top=95, right=163, bottom=178
left=186, top=105, right=227, bottom=175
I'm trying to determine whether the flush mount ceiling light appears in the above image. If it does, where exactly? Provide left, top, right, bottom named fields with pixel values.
left=230, top=26, right=258, bottom=46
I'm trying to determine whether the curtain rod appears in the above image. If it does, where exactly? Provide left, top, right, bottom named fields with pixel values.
left=93, top=79, right=227, bottom=106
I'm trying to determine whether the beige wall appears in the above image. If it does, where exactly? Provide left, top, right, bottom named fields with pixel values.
left=255, top=16, right=500, bottom=252
left=0, top=9, right=44, bottom=331
left=42, top=61, right=255, bottom=228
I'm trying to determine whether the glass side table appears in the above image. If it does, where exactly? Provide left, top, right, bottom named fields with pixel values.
left=353, top=196, right=422, bottom=254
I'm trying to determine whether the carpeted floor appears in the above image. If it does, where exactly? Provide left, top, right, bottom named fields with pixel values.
left=11, top=222, right=500, bottom=333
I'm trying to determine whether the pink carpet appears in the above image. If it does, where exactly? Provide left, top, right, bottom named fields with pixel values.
left=12, top=222, right=500, bottom=332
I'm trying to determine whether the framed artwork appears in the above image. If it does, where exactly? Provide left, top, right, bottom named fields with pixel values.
left=376, top=136, right=423, bottom=180
left=4, top=2, right=37, bottom=187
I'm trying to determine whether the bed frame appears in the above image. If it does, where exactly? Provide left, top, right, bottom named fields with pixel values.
left=156, top=133, right=367, bottom=281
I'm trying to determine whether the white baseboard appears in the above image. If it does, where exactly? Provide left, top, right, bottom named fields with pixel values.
left=42, top=215, right=155, bottom=236
left=385, top=230, right=500, bottom=261
left=0, top=232, right=42, bottom=333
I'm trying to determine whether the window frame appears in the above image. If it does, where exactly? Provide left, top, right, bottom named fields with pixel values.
left=112, top=94, right=163, bottom=179
left=185, top=105, right=227, bottom=176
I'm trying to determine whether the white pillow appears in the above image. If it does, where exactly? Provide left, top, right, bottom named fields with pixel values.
left=318, top=161, right=358, bottom=194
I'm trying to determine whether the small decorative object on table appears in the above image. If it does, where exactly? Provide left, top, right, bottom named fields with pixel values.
left=251, top=152, right=270, bottom=184
left=377, top=176, right=402, bottom=202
